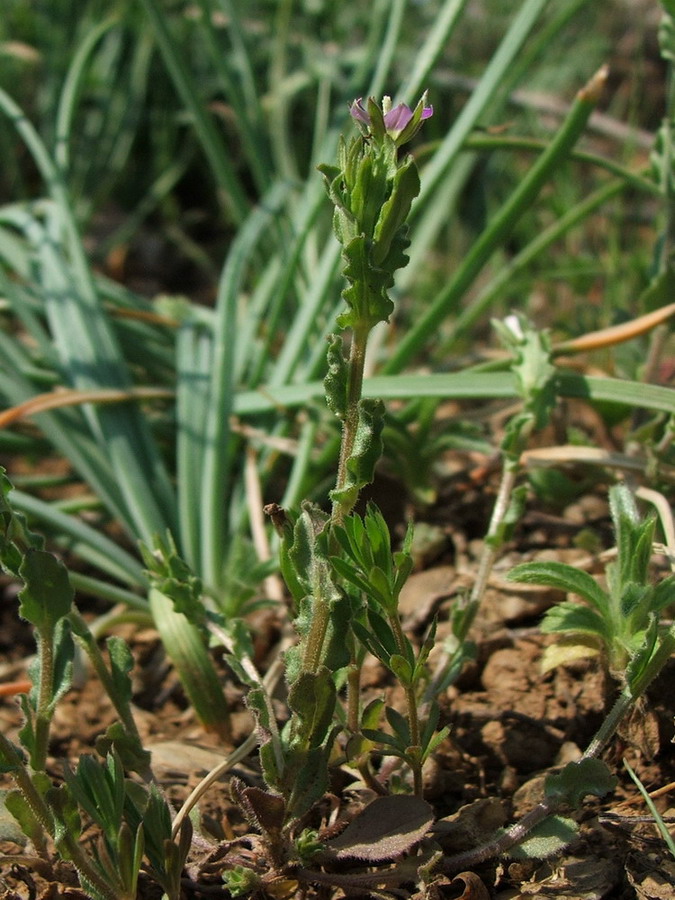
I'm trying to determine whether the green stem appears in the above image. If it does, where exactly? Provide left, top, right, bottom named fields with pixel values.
left=32, top=630, right=55, bottom=773
left=428, top=455, right=521, bottom=697
left=442, top=681, right=650, bottom=874
left=383, top=66, right=608, bottom=373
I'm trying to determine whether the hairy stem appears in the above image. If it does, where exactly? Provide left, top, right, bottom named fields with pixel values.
left=441, top=686, right=637, bottom=873
left=32, top=631, right=55, bottom=773
left=427, top=456, right=520, bottom=697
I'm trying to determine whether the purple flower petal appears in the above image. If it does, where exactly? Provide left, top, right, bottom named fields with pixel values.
left=383, top=104, right=413, bottom=132
left=350, top=98, right=370, bottom=124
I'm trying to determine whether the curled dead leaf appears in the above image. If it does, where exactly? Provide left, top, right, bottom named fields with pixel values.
left=451, top=871, right=491, bottom=899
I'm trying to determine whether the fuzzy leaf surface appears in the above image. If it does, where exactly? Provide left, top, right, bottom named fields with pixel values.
left=18, top=549, right=73, bottom=634
left=544, top=758, right=617, bottom=807
left=507, top=561, right=609, bottom=615
left=321, top=795, right=433, bottom=861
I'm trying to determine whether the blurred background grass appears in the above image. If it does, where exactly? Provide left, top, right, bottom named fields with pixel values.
left=0, top=0, right=662, bottom=350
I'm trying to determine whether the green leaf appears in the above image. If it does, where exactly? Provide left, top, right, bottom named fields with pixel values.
left=116, top=821, right=143, bottom=896
left=107, top=637, right=134, bottom=707
left=364, top=505, right=392, bottom=573
left=285, top=734, right=339, bottom=822
left=389, top=653, right=413, bottom=686
left=648, top=575, right=675, bottom=614
left=330, top=399, right=385, bottom=511
left=609, top=485, right=654, bottom=590
left=141, top=532, right=205, bottom=626
left=48, top=619, right=75, bottom=715
left=423, top=726, right=451, bottom=761
left=268, top=506, right=305, bottom=607
left=63, top=752, right=125, bottom=849
left=47, top=782, right=83, bottom=861
left=620, top=582, right=651, bottom=622
left=324, top=334, right=349, bottom=420
left=287, top=668, right=337, bottom=750
left=624, top=614, right=660, bottom=695
left=540, top=601, right=610, bottom=642
left=330, top=555, right=374, bottom=597
left=508, top=815, right=578, bottom=860
left=4, top=789, right=43, bottom=847
left=497, top=317, right=556, bottom=428
left=94, top=722, right=152, bottom=776
left=0, top=468, right=43, bottom=574
left=353, top=608, right=398, bottom=664
left=507, top=561, right=610, bottom=615
left=385, top=706, right=411, bottom=747
left=140, top=785, right=173, bottom=874
left=361, top=728, right=404, bottom=752
left=336, top=234, right=394, bottom=331
left=286, top=502, right=330, bottom=602
left=544, top=758, right=618, bottom=807
left=18, top=549, right=74, bottom=635
left=372, top=157, right=420, bottom=265
left=369, top=566, right=396, bottom=610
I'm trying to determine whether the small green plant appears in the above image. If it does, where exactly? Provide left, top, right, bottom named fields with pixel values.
left=0, top=471, right=190, bottom=900
left=508, top=484, right=675, bottom=679
left=3, top=2, right=675, bottom=897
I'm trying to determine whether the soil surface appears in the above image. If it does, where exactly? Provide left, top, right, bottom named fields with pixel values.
left=1, top=445, right=675, bottom=900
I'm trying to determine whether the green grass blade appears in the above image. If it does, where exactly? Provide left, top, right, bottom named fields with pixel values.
left=176, top=322, right=213, bottom=570
left=414, top=0, right=551, bottom=213
left=448, top=177, right=629, bottom=337
left=137, top=0, right=250, bottom=225
left=199, top=181, right=290, bottom=587
left=0, top=86, right=177, bottom=539
left=54, top=17, right=119, bottom=173
left=397, top=0, right=470, bottom=105
left=623, top=758, right=675, bottom=860
left=193, top=0, right=272, bottom=195
left=233, top=372, right=675, bottom=419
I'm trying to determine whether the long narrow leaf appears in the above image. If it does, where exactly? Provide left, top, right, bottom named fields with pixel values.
left=137, top=0, right=250, bottom=225
left=199, top=181, right=290, bottom=587
left=233, top=372, right=675, bottom=418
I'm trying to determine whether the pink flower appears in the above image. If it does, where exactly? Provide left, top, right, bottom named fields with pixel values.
left=350, top=93, right=433, bottom=145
